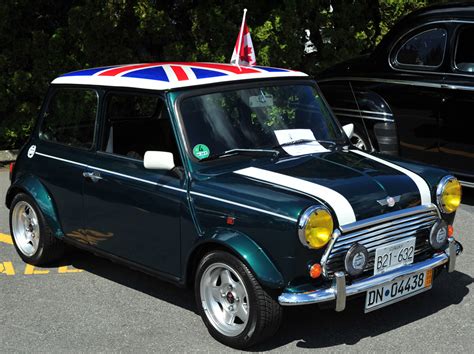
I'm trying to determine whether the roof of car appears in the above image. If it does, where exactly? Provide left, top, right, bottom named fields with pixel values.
left=52, top=62, right=308, bottom=90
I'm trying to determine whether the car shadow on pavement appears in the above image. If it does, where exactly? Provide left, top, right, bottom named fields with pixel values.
left=52, top=249, right=472, bottom=351
left=56, top=250, right=197, bottom=313
left=252, top=270, right=472, bottom=351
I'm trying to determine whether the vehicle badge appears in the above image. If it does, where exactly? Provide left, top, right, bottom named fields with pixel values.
left=377, top=195, right=400, bottom=207
left=27, top=145, right=36, bottom=159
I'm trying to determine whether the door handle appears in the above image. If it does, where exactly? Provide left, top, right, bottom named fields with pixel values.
left=82, top=171, right=103, bottom=182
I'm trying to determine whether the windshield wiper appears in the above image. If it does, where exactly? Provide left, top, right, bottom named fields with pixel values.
left=200, top=148, right=280, bottom=162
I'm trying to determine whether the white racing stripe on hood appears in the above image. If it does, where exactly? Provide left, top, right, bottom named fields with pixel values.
left=351, top=150, right=431, bottom=205
left=234, top=167, right=356, bottom=225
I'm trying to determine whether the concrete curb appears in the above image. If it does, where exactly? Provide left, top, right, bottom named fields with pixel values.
left=0, top=150, right=18, bottom=163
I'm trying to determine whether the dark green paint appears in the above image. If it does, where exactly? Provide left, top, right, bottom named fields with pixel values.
left=7, top=174, right=64, bottom=238
left=206, top=229, right=284, bottom=289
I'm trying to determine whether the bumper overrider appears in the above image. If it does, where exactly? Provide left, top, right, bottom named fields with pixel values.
left=278, top=238, right=463, bottom=310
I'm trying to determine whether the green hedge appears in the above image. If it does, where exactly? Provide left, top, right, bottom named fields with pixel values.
left=0, top=0, right=444, bottom=150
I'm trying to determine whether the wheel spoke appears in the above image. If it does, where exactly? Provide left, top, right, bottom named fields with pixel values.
left=211, top=286, right=222, bottom=303
left=223, top=309, right=236, bottom=325
left=30, top=234, right=39, bottom=250
left=236, top=303, right=249, bottom=322
left=233, top=281, right=246, bottom=299
left=220, top=269, right=235, bottom=287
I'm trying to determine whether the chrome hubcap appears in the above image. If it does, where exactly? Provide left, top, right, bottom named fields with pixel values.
left=200, top=263, right=249, bottom=337
left=351, top=132, right=368, bottom=150
left=12, top=201, right=40, bottom=257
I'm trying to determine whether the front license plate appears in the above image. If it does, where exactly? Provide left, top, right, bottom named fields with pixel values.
left=365, top=269, right=433, bottom=312
left=374, top=237, right=416, bottom=275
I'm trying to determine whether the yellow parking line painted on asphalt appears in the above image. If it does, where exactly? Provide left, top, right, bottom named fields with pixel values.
left=0, top=233, right=13, bottom=245
left=0, top=261, right=15, bottom=275
left=24, top=264, right=50, bottom=275
left=58, top=265, right=83, bottom=273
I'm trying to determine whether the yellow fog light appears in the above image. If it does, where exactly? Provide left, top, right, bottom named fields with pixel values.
left=437, top=176, right=462, bottom=214
left=298, top=206, right=334, bottom=249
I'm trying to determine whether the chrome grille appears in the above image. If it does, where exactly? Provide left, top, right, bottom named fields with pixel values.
left=323, top=205, right=439, bottom=278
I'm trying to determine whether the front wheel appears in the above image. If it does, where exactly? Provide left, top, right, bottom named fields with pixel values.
left=10, top=193, right=64, bottom=265
left=195, top=251, right=282, bottom=349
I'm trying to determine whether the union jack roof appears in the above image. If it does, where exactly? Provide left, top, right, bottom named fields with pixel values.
left=52, top=62, right=308, bottom=90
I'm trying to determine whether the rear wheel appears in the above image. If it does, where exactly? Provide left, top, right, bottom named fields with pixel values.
left=350, top=124, right=371, bottom=151
left=195, top=251, right=282, bottom=348
left=10, top=193, right=64, bottom=265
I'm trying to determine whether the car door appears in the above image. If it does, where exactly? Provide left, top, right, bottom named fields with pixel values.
left=379, top=25, right=448, bottom=166
left=82, top=90, right=186, bottom=277
left=34, top=86, right=100, bottom=243
left=438, top=23, right=474, bottom=180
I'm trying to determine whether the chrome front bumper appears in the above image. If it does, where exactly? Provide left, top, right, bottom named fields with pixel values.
left=279, top=238, right=462, bottom=310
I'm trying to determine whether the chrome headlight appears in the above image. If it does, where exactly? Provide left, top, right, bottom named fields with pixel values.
left=298, top=206, right=334, bottom=249
left=436, top=176, right=462, bottom=214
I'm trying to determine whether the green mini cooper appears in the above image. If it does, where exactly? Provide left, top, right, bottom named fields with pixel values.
left=6, top=62, right=463, bottom=348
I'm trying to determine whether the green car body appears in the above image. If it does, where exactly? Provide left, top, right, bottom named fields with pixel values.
left=5, top=62, right=463, bottom=347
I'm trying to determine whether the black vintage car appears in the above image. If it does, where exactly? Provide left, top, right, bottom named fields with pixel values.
left=318, top=2, right=474, bottom=188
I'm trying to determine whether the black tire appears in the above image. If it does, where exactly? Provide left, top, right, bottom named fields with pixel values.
left=9, top=193, right=64, bottom=265
left=195, top=250, right=283, bottom=349
left=350, top=123, right=371, bottom=151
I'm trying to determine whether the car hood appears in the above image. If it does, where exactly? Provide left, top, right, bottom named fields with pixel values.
left=195, top=149, right=432, bottom=226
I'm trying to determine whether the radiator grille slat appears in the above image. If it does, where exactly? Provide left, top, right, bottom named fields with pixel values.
left=323, top=205, right=439, bottom=278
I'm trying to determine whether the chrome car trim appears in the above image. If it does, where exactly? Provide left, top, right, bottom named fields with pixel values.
left=279, top=245, right=453, bottom=306
left=324, top=206, right=439, bottom=277
left=340, top=204, right=439, bottom=234
left=448, top=238, right=456, bottom=273
left=333, top=111, right=395, bottom=122
left=436, top=175, right=459, bottom=214
left=387, top=20, right=474, bottom=76
left=391, top=27, right=448, bottom=71
left=320, top=229, right=341, bottom=278
left=317, top=76, right=445, bottom=89
left=334, top=271, right=346, bottom=312
left=331, top=107, right=393, bottom=116
left=460, top=180, right=474, bottom=188
left=319, top=77, right=474, bottom=93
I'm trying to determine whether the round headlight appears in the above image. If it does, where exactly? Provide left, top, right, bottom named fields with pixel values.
left=298, top=206, right=334, bottom=249
left=437, top=176, right=462, bottom=214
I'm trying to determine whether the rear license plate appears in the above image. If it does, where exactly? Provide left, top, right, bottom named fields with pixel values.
left=374, top=237, right=416, bottom=275
left=365, top=269, right=433, bottom=312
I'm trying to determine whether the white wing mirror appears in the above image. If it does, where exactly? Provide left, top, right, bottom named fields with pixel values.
left=342, top=123, right=354, bottom=139
left=144, top=151, right=175, bottom=171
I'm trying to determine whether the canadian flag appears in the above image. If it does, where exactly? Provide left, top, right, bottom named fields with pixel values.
left=230, top=9, right=256, bottom=66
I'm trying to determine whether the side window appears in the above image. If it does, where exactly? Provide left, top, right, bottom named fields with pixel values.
left=455, top=25, right=474, bottom=73
left=395, top=28, right=447, bottom=68
left=101, top=92, right=181, bottom=164
left=40, top=88, right=98, bottom=149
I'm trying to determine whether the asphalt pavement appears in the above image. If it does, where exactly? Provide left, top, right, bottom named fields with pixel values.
left=0, top=166, right=473, bottom=352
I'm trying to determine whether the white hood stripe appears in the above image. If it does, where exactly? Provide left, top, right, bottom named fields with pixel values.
left=351, top=150, right=431, bottom=205
left=235, top=167, right=356, bottom=225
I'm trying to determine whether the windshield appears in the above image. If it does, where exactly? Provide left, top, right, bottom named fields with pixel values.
left=179, top=83, right=346, bottom=161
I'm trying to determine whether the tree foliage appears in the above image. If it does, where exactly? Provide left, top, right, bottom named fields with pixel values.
left=0, top=0, right=446, bottom=149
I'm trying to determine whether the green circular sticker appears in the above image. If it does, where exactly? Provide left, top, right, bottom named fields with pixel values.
left=193, top=144, right=210, bottom=160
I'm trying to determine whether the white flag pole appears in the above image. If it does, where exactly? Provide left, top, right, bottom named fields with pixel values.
left=235, top=8, right=247, bottom=68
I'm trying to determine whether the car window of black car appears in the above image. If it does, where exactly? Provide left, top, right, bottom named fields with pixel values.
left=395, top=28, right=447, bottom=68
left=454, top=25, right=474, bottom=73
